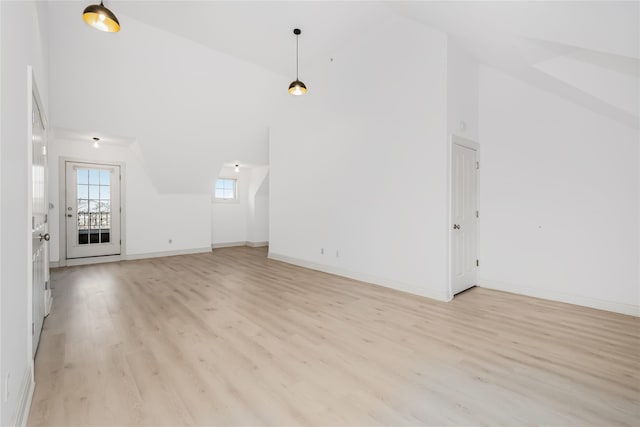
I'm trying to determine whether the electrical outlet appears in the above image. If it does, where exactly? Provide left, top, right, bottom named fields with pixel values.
left=168, top=239, right=173, bottom=244
left=336, top=250, right=339, bottom=257
left=320, top=248, right=324, bottom=255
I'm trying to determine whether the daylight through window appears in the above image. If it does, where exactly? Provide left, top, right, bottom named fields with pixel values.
left=215, top=178, right=237, bottom=200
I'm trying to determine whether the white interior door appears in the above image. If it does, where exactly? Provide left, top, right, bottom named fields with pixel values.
left=65, top=162, right=121, bottom=259
left=451, top=142, right=478, bottom=295
left=32, top=93, right=48, bottom=357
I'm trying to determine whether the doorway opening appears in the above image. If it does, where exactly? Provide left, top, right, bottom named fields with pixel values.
left=211, top=163, right=269, bottom=249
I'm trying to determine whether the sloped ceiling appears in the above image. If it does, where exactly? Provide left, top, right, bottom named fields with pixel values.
left=111, top=1, right=392, bottom=76
left=391, top=1, right=639, bottom=128
left=48, top=1, right=639, bottom=193
left=114, top=0, right=639, bottom=129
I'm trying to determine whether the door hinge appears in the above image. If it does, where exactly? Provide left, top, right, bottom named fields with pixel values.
left=476, top=259, right=479, bottom=267
left=45, top=280, right=48, bottom=290
left=45, top=214, right=48, bottom=224
left=32, top=216, right=35, bottom=229
left=476, top=161, right=480, bottom=170
left=32, top=323, right=35, bottom=336
left=476, top=210, right=479, bottom=218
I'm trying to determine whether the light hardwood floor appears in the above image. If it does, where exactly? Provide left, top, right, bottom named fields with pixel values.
left=28, top=247, right=639, bottom=426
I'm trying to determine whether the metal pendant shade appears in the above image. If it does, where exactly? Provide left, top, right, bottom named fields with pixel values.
left=288, top=28, right=307, bottom=95
left=288, top=80, right=307, bottom=96
left=83, top=1, right=120, bottom=33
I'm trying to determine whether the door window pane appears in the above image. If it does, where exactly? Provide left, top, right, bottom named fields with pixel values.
left=99, top=200, right=110, bottom=213
left=76, top=167, right=114, bottom=246
left=78, top=184, right=89, bottom=199
left=77, top=169, right=89, bottom=184
left=99, top=170, right=110, bottom=185
left=89, top=185, right=100, bottom=199
left=89, top=169, right=100, bottom=184
left=100, top=186, right=110, bottom=200
left=78, top=199, right=88, bottom=213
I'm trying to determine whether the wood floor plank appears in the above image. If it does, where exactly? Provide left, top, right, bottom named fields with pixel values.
left=28, top=247, right=640, bottom=426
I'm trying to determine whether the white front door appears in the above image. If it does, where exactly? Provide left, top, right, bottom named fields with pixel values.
left=451, top=142, right=478, bottom=295
left=31, top=92, right=48, bottom=357
left=65, top=162, right=121, bottom=259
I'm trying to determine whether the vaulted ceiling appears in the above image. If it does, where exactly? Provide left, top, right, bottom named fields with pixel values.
left=114, top=0, right=639, bottom=128
left=48, top=1, right=639, bottom=193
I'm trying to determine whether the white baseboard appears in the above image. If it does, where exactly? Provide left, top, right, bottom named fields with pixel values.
left=61, top=254, right=122, bottom=267
left=211, top=241, right=247, bottom=249
left=44, top=290, right=53, bottom=316
left=212, top=241, right=269, bottom=249
left=268, top=252, right=449, bottom=302
left=51, top=248, right=213, bottom=268
left=125, top=247, right=212, bottom=261
left=14, top=366, right=34, bottom=427
left=479, top=278, right=640, bottom=317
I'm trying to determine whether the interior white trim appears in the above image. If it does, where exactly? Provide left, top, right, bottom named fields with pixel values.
left=246, top=241, right=269, bottom=248
left=212, top=241, right=269, bottom=249
left=57, top=157, right=126, bottom=267
left=61, top=255, right=122, bottom=267
left=212, top=241, right=247, bottom=249
left=479, top=278, right=640, bottom=317
left=124, top=247, right=211, bottom=261
left=447, top=134, right=480, bottom=300
left=44, top=290, right=53, bottom=316
left=50, top=247, right=214, bottom=268
left=14, top=367, right=34, bottom=427
left=268, top=252, right=449, bottom=302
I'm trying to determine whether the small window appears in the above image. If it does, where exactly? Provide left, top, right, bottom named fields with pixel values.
left=215, top=178, right=237, bottom=200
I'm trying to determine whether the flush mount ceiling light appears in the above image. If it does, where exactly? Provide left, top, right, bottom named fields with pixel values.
left=82, top=1, right=120, bottom=33
left=92, top=137, right=100, bottom=148
left=234, top=164, right=240, bottom=173
left=288, top=28, right=307, bottom=96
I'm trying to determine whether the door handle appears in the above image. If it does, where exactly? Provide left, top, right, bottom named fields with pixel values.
left=453, top=224, right=461, bottom=230
left=39, top=233, right=50, bottom=242
left=66, top=214, right=73, bottom=218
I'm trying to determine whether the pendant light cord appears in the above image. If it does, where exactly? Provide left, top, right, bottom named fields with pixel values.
left=296, top=34, right=299, bottom=80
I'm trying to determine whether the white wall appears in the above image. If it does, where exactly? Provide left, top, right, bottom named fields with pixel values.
left=269, top=15, right=450, bottom=300
left=0, top=1, right=49, bottom=424
left=47, top=2, right=273, bottom=195
left=48, top=138, right=211, bottom=262
left=247, top=173, right=269, bottom=244
left=447, top=41, right=479, bottom=141
left=211, top=166, right=269, bottom=246
left=478, top=65, right=640, bottom=315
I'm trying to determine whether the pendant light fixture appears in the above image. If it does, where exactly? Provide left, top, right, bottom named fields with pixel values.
left=288, top=28, right=307, bottom=96
left=82, top=1, right=120, bottom=33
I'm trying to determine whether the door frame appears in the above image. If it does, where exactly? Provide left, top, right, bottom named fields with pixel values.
left=446, top=134, right=480, bottom=300
left=57, top=157, right=127, bottom=267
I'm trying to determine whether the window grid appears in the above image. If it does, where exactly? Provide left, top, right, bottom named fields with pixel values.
left=215, top=178, right=237, bottom=200
left=77, top=168, right=111, bottom=245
